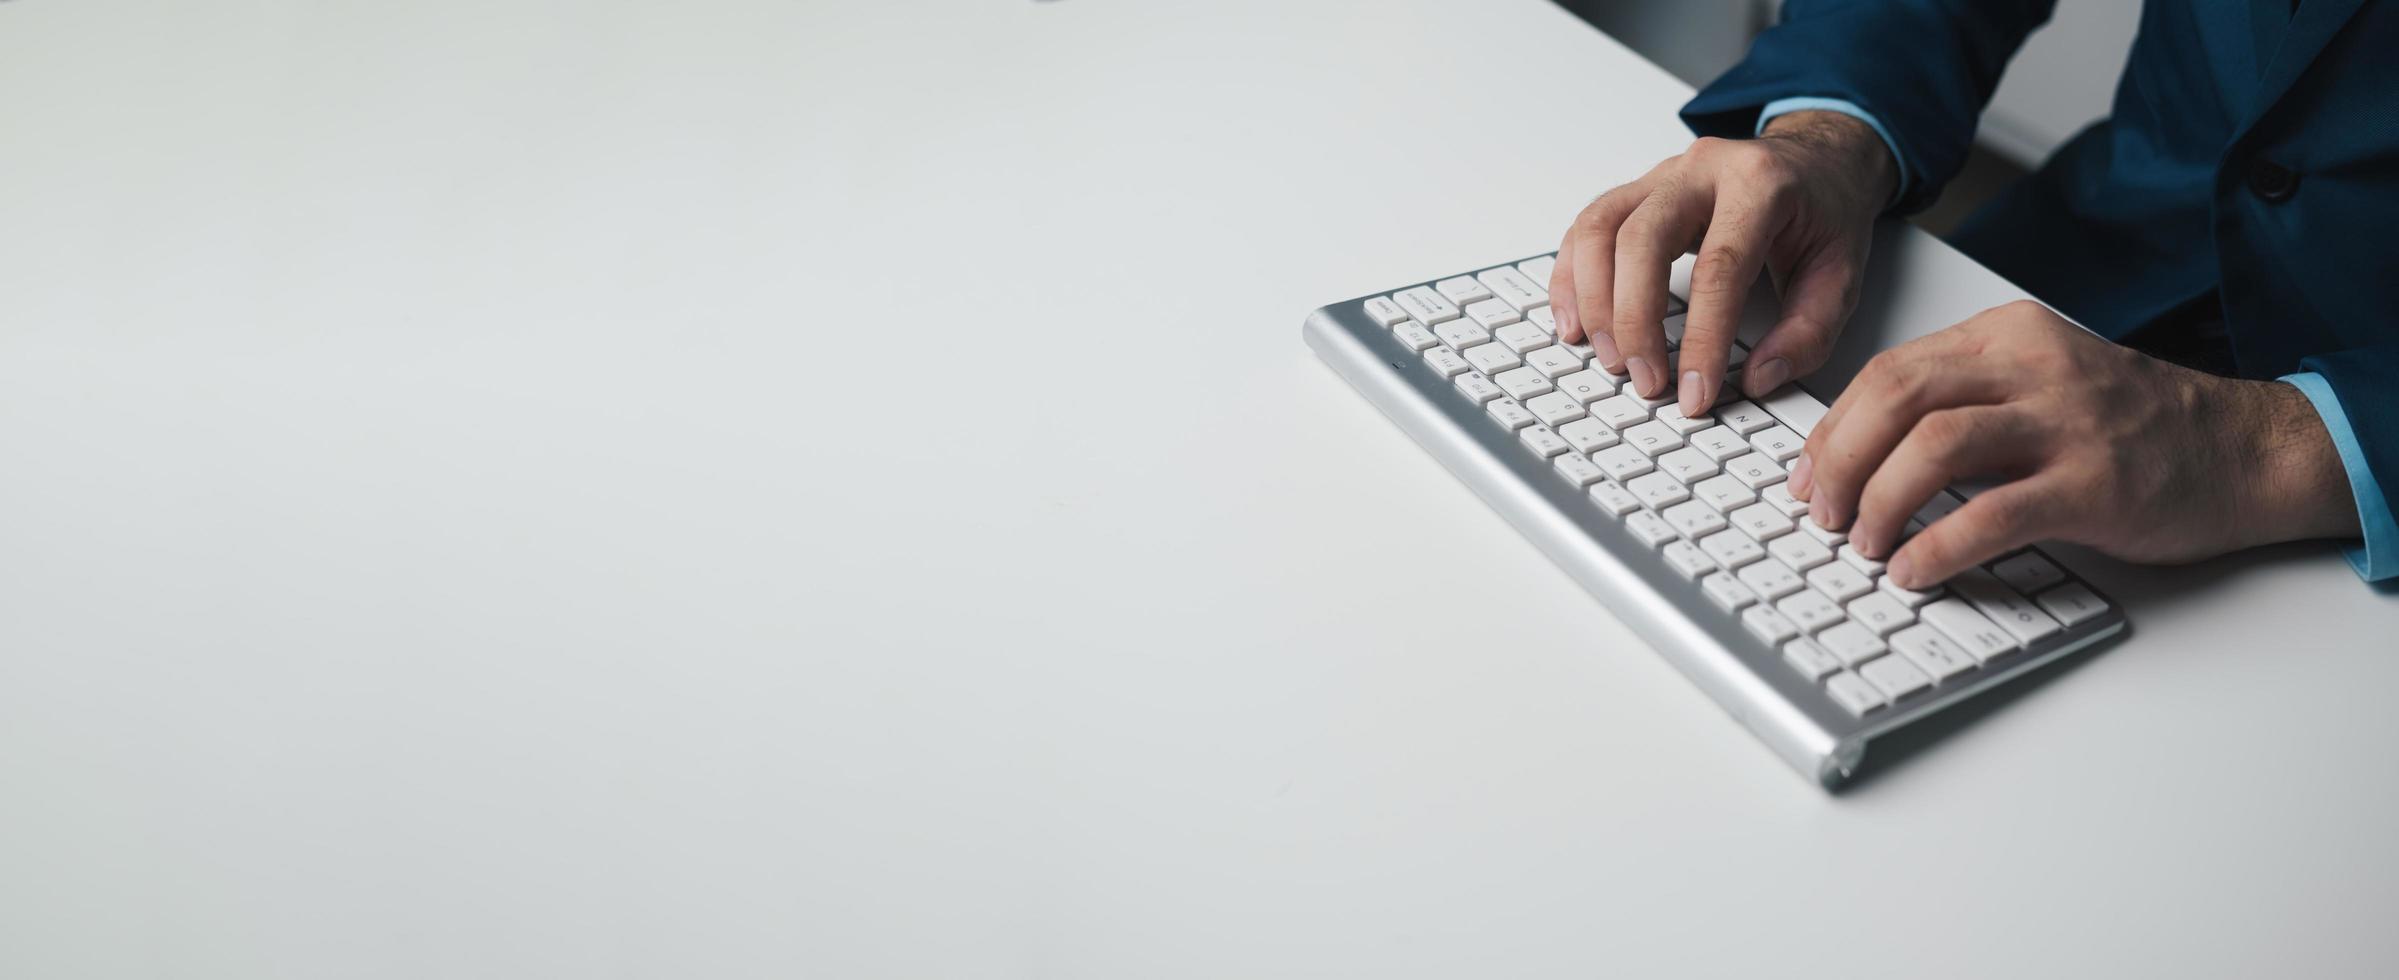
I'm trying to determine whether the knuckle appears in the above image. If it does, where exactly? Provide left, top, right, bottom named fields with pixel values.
left=1694, top=243, right=1749, bottom=293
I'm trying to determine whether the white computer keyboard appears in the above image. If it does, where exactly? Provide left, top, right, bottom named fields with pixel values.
left=1305, top=253, right=2126, bottom=785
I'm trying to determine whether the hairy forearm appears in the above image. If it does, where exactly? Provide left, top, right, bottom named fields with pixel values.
left=2227, top=377, right=2360, bottom=546
left=1758, top=109, right=1898, bottom=211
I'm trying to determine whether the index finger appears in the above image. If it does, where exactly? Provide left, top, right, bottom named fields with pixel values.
left=1674, top=184, right=1777, bottom=417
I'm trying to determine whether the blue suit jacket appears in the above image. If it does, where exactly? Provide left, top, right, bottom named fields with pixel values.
left=1680, top=0, right=2398, bottom=576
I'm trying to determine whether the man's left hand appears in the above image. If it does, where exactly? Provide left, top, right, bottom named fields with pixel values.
left=1789, top=300, right=2359, bottom=589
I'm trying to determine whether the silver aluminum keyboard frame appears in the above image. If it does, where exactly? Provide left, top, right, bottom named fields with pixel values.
left=1303, top=256, right=2128, bottom=788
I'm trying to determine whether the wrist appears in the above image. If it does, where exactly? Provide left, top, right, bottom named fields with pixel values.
left=2226, top=377, right=2359, bottom=546
left=1759, top=109, right=1899, bottom=211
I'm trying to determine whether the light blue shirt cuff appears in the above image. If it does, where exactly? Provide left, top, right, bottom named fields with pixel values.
left=2281, top=372, right=2398, bottom=581
left=1756, top=96, right=1910, bottom=209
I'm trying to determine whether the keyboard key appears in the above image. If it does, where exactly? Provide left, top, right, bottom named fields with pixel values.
left=1915, top=491, right=1965, bottom=526
left=1392, top=320, right=1440, bottom=351
left=1805, top=562, right=1875, bottom=602
left=1838, top=543, right=1886, bottom=576
left=1626, top=511, right=1678, bottom=548
left=1477, top=266, right=1549, bottom=311
left=1920, top=598, right=2017, bottom=662
left=1525, top=346, right=1584, bottom=378
left=1737, top=559, right=1804, bottom=601
left=1990, top=552, right=2067, bottom=594
left=1767, top=533, right=1834, bottom=573
left=1555, top=369, right=1617, bottom=404
left=1660, top=312, right=1688, bottom=349
left=1665, top=500, right=1729, bottom=539
left=1742, top=605, right=1801, bottom=645
left=1653, top=402, right=1715, bottom=436
left=1464, top=298, right=1521, bottom=331
left=1487, top=398, right=1536, bottom=430
left=1623, top=420, right=1684, bottom=458
left=1715, top=401, right=1775, bottom=435
left=1699, top=529, right=1766, bottom=570
left=1494, top=321, right=1552, bottom=353
left=1761, top=483, right=1810, bottom=517
left=1950, top=570, right=2062, bottom=645
left=1657, top=447, right=1719, bottom=484
left=1593, top=444, right=1655, bottom=482
left=1748, top=425, right=1805, bottom=462
left=1516, top=255, right=1556, bottom=286
left=1525, top=390, right=1586, bottom=427
left=1783, top=638, right=1843, bottom=681
left=1729, top=503, right=1794, bottom=542
left=1589, top=480, right=1641, bottom=516
left=1816, top=621, right=1888, bottom=666
left=1877, top=575, right=1943, bottom=608
left=2035, top=582, right=2109, bottom=627
left=1525, top=305, right=1558, bottom=333
left=1424, top=347, right=1471, bottom=378
left=1693, top=474, right=1756, bottom=513
left=1628, top=471, right=1690, bottom=510
left=1689, top=426, right=1751, bottom=463
left=1557, top=417, right=1620, bottom=454
left=1701, top=572, right=1758, bottom=612
left=1663, top=540, right=1716, bottom=579
left=1890, top=625, right=1979, bottom=683
left=1757, top=384, right=1828, bottom=436
left=1858, top=654, right=1933, bottom=702
left=1825, top=672, right=1885, bottom=715
left=1455, top=372, right=1504, bottom=404
left=1395, top=286, right=1459, bottom=323
left=1466, top=343, right=1523, bottom=376
left=1434, top=319, right=1490, bottom=350
left=1435, top=275, right=1494, bottom=307
left=1554, top=452, right=1607, bottom=488
left=1777, top=589, right=1844, bottom=633
left=1364, top=295, right=1410, bottom=326
left=1846, top=593, right=1915, bottom=636
left=1494, top=367, right=1553, bottom=403
left=1520, top=425, right=1571, bottom=458
left=1797, top=515, right=1847, bottom=547
left=1724, top=453, right=1786, bottom=489
left=1590, top=395, right=1651, bottom=430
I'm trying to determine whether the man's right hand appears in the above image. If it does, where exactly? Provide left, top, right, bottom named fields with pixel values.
left=1547, top=110, right=1898, bottom=420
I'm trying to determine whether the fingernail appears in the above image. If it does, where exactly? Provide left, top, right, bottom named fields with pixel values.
left=1888, top=553, right=1918, bottom=590
left=1677, top=371, right=1707, bottom=417
left=1626, top=356, right=1660, bottom=397
left=1789, top=453, right=1813, bottom=498
left=1590, top=330, right=1622, bottom=370
left=1747, top=357, right=1791, bottom=394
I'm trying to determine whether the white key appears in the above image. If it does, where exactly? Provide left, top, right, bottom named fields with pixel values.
left=1858, top=654, right=1933, bottom=702
left=1761, top=482, right=1810, bottom=518
left=1525, top=390, right=1586, bottom=427
left=1589, top=480, right=1641, bottom=516
left=1877, top=575, right=1943, bottom=609
left=1767, top=533, right=1834, bottom=573
left=1395, top=285, right=1460, bottom=323
left=1951, top=570, right=2062, bottom=644
left=1454, top=372, right=1504, bottom=404
left=1466, top=343, right=1523, bottom=376
left=1737, top=559, right=1804, bottom=601
left=1626, top=511, right=1678, bottom=548
left=1663, top=540, right=1716, bottom=580
left=1700, top=529, right=1766, bottom=570
left=1524, top=305, right=1558, bottom=333
left=1557, top=417, right=1620, bottom=454
left=1478, top=266, right=1549, bottom=312
left=1701, top=572, right=1758, bottom=612
left=1657, top=312, right=1688, bottom=349
left=1424, top=348, right=1472, bottom=380
left=1555, top=370, right=1618, bottom=404
left=1890, top=625, right=1980, bottom=684
left=1623, top=420, right=1684, bottom=458
left=1364, top=295, right=1410, bottom=326
left=1516, top=255, right=1557, bottom=287
left=1435, top=275, right=1494, bottom=307
left=1590, top=395, right=1651, bottom=430
left=1688, top=426, right=1750, bottom=463
left=1743, top=605, right=1801, bottom=645
left=1715, top=400, right=1775, bottom=435
left=1433, top=319, right=1489, bottom=350
left=2036, top=582, right=2110, bottom=627
left=1554, top=452, right=1607, bottom=488
left=1497, top=367, right=1557, bottom=404
left=1816, top=621, right=1888, bottom=666
left=1784, top=638, right=1843, bottom=681
left=1520, top=424, right=1571, bottom=458
left=1657, top=447, right=1719, bottom=485
left=1915, top=491, right=1966, bottom=526
left=1846, top=592, right=1916, bottom=635
left=1797, top=515, right=1847, bottom=547
left=1464, top=298, right=1521, bottom=331
left=1628, top=471, right=1690, bottom=510
left=1730, top=503, right=1794, bottom=542
left=1747, top=424, right=1805, bottom=462
left=1665, top=500, right=1729, bottom=539
left=1693, top=475, right=1756, bottom=513
left=1838, top=543, right=1886, bottom=576
left=1593, top=444, right=1655, bottom=482
left=1487, top=398, right=1536, bottom=430
left=1990, top=552, right=2067, bottom=594
left=1724, top=452, right=1786, bottom=489
left=1825, top=672, right=1886, bottom=716
left=1392, top=320, right=1440, bottom=352
left=1631, top=387, right=1675, bottom=411
left=1525, top=346, right=1584, bottom=378
left=1920, top=598, right=2018, bottom=662
left=1653, top=403, right=1715, bottom=435
left=1777, top=589, right=1844, bottom=633
left=1757, top=384, right=1828, bottom=436
left=1806, top=561, right=1875, bottom=603
left=1494, top=321, right=1552, bottom=354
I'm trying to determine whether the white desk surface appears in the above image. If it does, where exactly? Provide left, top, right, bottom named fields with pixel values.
left=2, top=2, right=2395, bottom=977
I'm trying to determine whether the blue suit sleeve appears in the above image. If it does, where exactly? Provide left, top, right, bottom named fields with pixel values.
left=1681, top=0, right=2059, bottom=214
left=2286, top=361, right=2399, bottom=582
